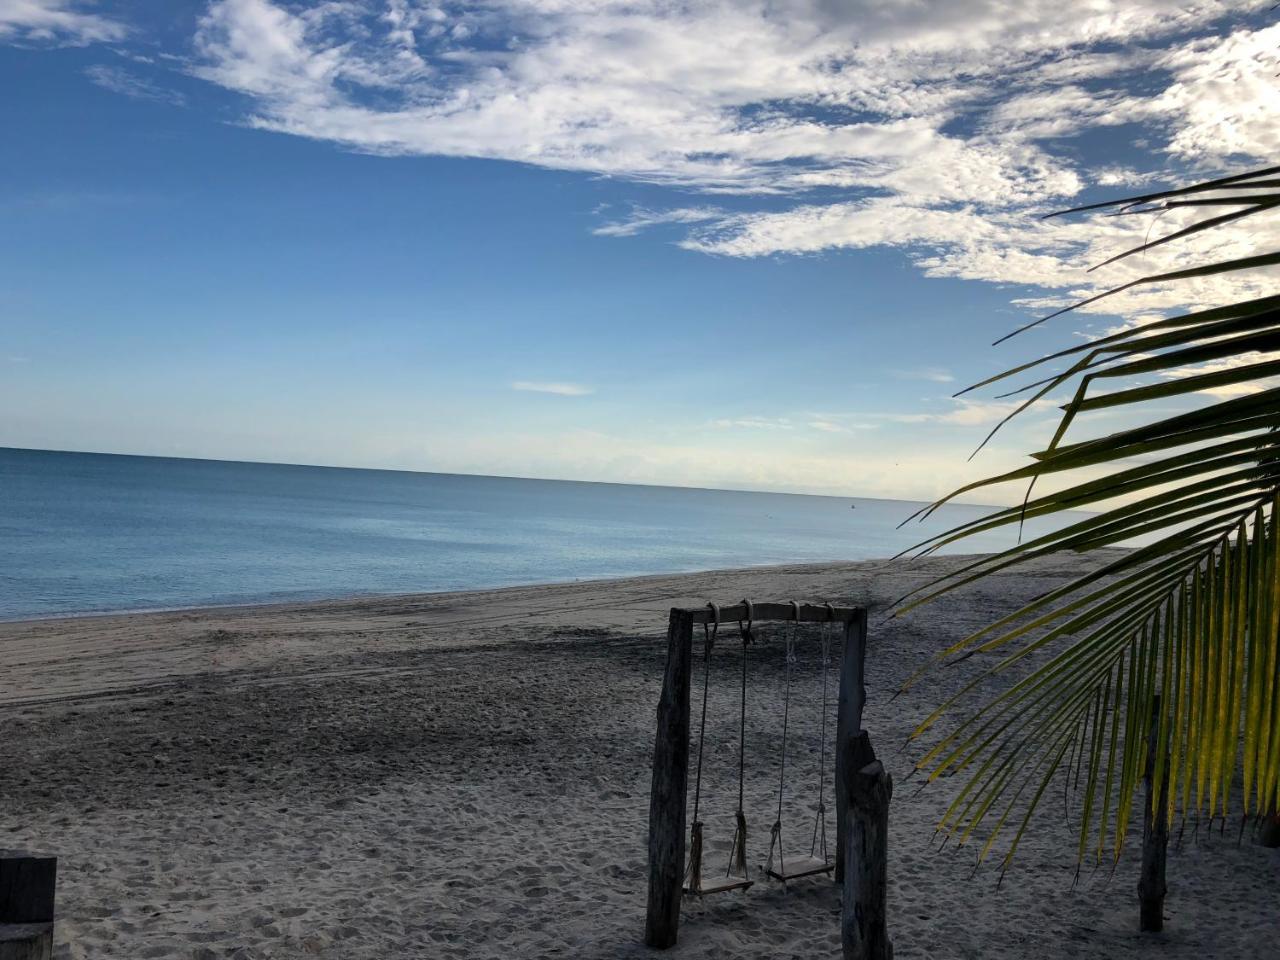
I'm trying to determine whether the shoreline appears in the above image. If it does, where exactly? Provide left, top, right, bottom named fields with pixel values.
left=2, top=557, right=920, bottom=707
left=0, top=557, right=897, bottom=627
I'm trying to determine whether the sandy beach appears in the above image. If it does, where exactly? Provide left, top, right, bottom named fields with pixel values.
left=3, top=552, right=1276, bottom=959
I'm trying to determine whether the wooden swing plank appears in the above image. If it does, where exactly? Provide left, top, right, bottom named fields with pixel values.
left=765, top=855, right=834, bottom=882
left=684, top=875, right=754, bottom=896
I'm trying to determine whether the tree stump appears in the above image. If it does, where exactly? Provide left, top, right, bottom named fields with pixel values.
left=841, top=735, right=892, bottom=960
left=1137, top=697, right=1168, bottom=933
left=0, top=853, right=56, bottom=960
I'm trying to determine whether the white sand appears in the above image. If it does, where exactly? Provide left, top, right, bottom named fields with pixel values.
left=2, top=553, right=1276, bottom=959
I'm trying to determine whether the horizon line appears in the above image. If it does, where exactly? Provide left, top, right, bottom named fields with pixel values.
left=0, top=443, right=1013, bottom=512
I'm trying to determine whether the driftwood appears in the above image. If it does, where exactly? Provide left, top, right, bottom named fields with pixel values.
left=0, top=853, right=56, bottom=960
left=1138, top=695, right=1168, bottom=933
left=841, top=733, right=892, bottom=960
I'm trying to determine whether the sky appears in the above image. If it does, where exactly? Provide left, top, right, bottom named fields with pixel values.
left=1, top=0, right=1277, bottom=503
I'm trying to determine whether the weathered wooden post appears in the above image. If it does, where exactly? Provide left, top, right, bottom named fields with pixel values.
left=645, top=608, right=695, bottom=949
left=835, top=608, right=867, bottom=883
left=0, top=851, right=56, bottom=960
left=1138, top=694, right=1168, bottom=933
left=840, top=733, right=892, bottom=960
left=1258, top=813, right=1280, bottom=848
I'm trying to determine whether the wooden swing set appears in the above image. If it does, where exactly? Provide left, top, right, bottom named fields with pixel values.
left=645, top=600, right=892, bottom=957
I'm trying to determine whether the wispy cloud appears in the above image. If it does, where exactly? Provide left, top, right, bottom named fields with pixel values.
left=512, top=380, right=594, bottom=397
left=711, top=416, right=794, bottom=430
left=187, top=1, right=1278, bottom=321
left=84, top=64, right=186, bottom=106
left=813, top=398, right=1062, bottom=431
left=883, top=398, right=1060, bottom=428
left=807, top=419, right=848, bottom=434
left=593, top=207, right=723, bottom=238
left=0, top=0, right=126, bottom=45
left=1159, top=351, right=1280, bottom=398
left=894, top=367, right=956, bottom=384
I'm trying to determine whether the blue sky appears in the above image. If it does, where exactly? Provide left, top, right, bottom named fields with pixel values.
left=1, top=1, right=1277, bottom=502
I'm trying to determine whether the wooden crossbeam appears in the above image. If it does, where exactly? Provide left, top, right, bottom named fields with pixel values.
left=675, top=602, right=862, bottom=624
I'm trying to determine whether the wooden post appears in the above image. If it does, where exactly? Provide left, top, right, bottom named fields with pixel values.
left=841, top=736, right=892, bottom=960
left=835, top=609, right=867, bottom=883
left=0, top=852, right=55, bottom=960
left=1138, top=694, right=1168, bottom=933
left=1258, top=813, right=1280, bottom=848
left=645, top=609, right=696, bottom=949
left=0, top=925, right=52, bottom=960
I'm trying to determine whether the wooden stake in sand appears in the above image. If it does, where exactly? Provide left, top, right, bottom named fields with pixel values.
left=1138, top=694, right=1168, bottom=933
left=840, top=733, right=892, bottom=960
left=835, top=608, right=868, bottom=884
left=645, top=608, right=695, bottom=950
left=0, top=852, right=56, bottom=960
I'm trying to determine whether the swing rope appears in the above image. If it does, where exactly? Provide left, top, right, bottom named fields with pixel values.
left=726, top=600, right=752, bottom=880
left=766, top=600, right=800, bottom=881
left=684, top=602, right=718, bottom=894
left=810, top=603, right=835, bottom=863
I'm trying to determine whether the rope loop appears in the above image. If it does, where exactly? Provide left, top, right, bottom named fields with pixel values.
left=738, top=599, right=754, bottom=645
left=703, top=602, right=719, bottom=654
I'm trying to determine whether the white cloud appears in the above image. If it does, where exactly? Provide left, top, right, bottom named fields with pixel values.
left=813, top=397, right=1062, bottom=430
left=415, top=423, right=1039, bottom=502
left=1157, top=24, right=1280, bottom=162
left=179, top=3, right=1276, bottom=323
left=0, top=0, right=125, bottom=44
left=711, top=416, right=794, bottom=430
left=84, top=64, right=186, bottom=105
left=894, top=367, right=956, bottom=384
left=1158, top=350, right=1280, bottom=398
left=807, top=419, right=849, bottom=433
left=593, top=206, right=723, bottom=238
left=512, top=380, right=594, bottom=396
left=190, top=2, right=1257, bottom=187
left=895, top=399, right=1044, bottom=428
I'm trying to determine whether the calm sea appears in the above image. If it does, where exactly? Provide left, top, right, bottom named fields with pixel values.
left=1, top=447, right=1062, bottom=621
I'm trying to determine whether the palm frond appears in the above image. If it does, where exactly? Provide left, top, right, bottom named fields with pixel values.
left=904, top=165, right=1280, bottom=867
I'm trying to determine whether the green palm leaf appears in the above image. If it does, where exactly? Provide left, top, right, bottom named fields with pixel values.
left=903, top=164, right=1280, bottom=868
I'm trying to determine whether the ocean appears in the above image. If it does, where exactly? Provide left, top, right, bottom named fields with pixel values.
left=1, top=447, right=1062, bottom=620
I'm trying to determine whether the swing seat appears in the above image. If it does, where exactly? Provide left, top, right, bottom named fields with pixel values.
left=684, top=874, right=754, bottom=896
left=764, top=855, right=834, bottom=882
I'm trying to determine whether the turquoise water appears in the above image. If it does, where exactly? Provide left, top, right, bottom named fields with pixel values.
left=1, top=447, right=1055, bottom=620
